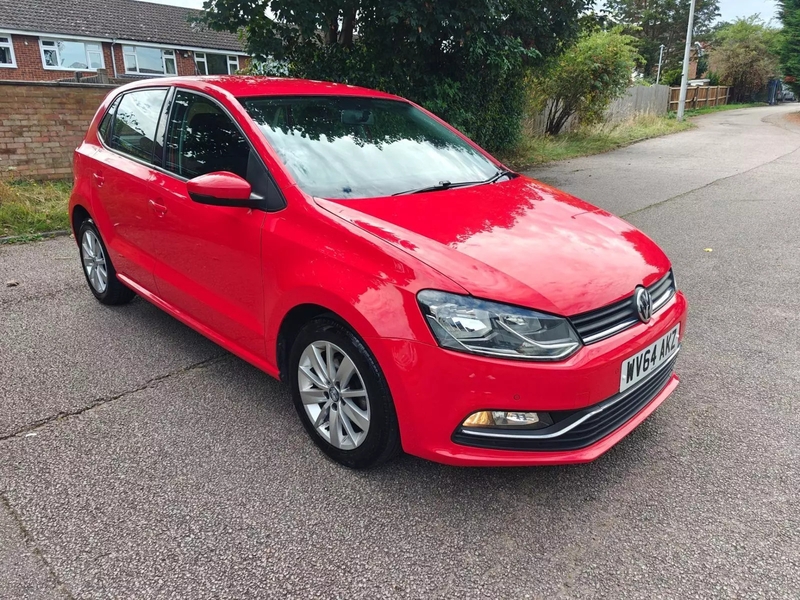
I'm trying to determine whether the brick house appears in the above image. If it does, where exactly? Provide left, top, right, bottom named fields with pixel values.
left=0, top=0, right=249, bottom=82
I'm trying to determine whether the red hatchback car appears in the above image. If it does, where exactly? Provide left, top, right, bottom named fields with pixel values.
left=70, top=76, right=687, bottom=468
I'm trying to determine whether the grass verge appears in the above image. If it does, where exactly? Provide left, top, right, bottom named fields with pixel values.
left=499, top=113, right=694, bottom=171
left=0, top=179, right=72, bottom=239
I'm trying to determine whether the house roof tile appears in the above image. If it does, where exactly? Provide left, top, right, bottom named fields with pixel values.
left=0, top=0, right=246, bottom=53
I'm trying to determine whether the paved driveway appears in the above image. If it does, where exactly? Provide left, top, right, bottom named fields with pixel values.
left=2, top=104, right=799, bottom=599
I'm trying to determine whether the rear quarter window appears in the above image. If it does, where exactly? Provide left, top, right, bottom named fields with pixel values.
left=109, top=88, right=168, bottom=163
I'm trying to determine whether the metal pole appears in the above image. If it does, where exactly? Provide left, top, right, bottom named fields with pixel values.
left=656, top=44, right=665, bottom=85
left=677, top=0, right=697, bottom=121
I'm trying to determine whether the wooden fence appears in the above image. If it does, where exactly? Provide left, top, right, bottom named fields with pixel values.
left=606, top=84, right=670, bottom=122
left=526, top=84, right=671, bottom=135
left=668, top=86, right=730, bottom=111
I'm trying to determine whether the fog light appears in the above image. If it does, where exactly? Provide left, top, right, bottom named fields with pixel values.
left=462, top=411, right=553, bottom=429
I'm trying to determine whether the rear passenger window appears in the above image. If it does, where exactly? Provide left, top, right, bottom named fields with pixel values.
left=110, top=89, right=168, bottom=163
left=97, top=97, right=120, bottom=143
left=164, top=91, right=250, bottom=179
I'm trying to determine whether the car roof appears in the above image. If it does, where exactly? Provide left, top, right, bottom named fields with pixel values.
left=118, top=76, right=404, bottom=100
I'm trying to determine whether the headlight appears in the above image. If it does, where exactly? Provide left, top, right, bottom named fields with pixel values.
left=417, top=290, right=581, bottom=361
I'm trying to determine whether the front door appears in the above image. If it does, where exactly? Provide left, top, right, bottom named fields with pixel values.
left=148, top=90, right=267, bottom=359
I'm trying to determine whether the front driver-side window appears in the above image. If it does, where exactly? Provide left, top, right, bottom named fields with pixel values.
left=164, top=91, right=250, bottom=179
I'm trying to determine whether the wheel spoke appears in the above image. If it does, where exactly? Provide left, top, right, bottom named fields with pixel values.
left=340, top=408, right=359, bottom=444
left=82, top=239, right=94, bottom=259
left=325, top=342, right=335, bottom=382
left=300, top=365, right=327, bottom=390
left=310, top=344, right=330, bottom=387
left=341, top=389, right=367, bottom=399
left=341, top=399, right=369, bottom=432
left=300, top=388, right=327, bottom=405
left=334, top=355, right=356, bottom=388
left=313, top=403, right=330, bottom=428
left=328, top=406, right=342, bottom=448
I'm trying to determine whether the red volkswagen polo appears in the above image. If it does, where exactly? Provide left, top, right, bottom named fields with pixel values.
left=70, top=76, right=687, bottom=468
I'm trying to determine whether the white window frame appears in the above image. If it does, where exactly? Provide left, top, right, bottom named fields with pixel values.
left=39, top=38, right=104, bottom=71
left=194, top=51, right=239, bottom=75
left=194, top=51, right=208, bottom=75
left=0, top=32, right=16, bottom=68
left=122, top=45, right=176, bottom=76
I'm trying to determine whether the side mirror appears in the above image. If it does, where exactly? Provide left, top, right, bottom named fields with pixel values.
left=186, top=172, right=260, bottom=208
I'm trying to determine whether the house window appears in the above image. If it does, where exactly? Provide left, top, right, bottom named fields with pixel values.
left=122, top=45, right=176, bottom=76
left=0, top=33, right=16, bottom=68
left=194, top=52, right=239, bottom=75
left=40, top=39, right=104, bottom=70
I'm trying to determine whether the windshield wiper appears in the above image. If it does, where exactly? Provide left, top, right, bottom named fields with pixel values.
left=391, top=170, right=516, bottom=196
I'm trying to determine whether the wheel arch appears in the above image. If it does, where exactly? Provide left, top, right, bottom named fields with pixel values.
left=70, top=204, right=92, bottom=239
left=275, top=301, right=373, bottom=383
left=276, top=303, right=332, bottom=382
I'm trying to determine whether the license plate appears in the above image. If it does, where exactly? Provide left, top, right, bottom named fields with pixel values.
left=619, top=324, right=680, bottom=393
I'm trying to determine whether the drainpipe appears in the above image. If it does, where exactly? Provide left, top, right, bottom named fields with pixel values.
left=110, top=38, right=118, bottom=78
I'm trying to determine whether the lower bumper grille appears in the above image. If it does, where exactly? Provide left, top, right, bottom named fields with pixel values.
left=452, top=354, right=678, bottom=452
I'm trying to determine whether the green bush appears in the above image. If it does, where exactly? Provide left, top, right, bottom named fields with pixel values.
left=529, top=28, right=641, bottom=135
left=660, top=68, right=683, bottom=87
left=711, top=16, right=781, bottom=102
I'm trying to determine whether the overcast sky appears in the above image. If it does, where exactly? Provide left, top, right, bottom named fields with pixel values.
left=721, top=0, right=779, bottom=22
left=139, top=0, right=780, bottom=25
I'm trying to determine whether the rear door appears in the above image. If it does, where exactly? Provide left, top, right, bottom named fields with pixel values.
left=147, top=89, right=271, bottom=359
left=93, top=88, right=170, bottom=290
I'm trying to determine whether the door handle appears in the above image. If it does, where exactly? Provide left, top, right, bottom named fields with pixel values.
left=93, top=172, right=104, bottom=187
left=149, top=199, right=167, bottom=217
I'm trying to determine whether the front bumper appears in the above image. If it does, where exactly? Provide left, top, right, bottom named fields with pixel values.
left=368, top=291, right=688, bottom=467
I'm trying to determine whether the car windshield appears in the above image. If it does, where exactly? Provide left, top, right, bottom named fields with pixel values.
left=241, top=96, right=499, bottom=199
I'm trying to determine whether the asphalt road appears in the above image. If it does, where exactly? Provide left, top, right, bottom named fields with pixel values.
left=2, top=104, right=799, bottom=599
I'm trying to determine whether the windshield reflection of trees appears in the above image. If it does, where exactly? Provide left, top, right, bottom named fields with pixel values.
left=245, top=100, right=461, bottom=151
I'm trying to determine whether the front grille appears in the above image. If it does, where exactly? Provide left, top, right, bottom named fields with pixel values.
left=570, top=270, right=676, bottom=344
left=452, top=354, right=678, bottom=452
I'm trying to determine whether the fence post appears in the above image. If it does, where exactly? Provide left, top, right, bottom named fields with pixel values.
left=95, top=68, right=109, bottom=84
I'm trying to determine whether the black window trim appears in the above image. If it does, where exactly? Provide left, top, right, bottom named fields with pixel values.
left=97, top=96, right=121, bottom=145
left=96, top=85, right=286, bottom=213
left=152, top=86, right=175, bottom=168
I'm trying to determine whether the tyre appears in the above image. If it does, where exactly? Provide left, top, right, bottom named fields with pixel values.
left=78, top=218, right=135, bottom=306
left=289, top=317, right=401, bottom=469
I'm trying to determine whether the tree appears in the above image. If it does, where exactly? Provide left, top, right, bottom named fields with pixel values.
left=779, top=1, right=800, bottom=93
left=604, top=0, right=720, bottom=76
left=202, top=0, right=590, bottom=151
left=711, top=17, right=781, bottom=102
left=529, top=28, right=641, bottom=135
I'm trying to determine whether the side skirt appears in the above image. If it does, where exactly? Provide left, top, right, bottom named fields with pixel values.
left=117, top=273, right=281, bottom=381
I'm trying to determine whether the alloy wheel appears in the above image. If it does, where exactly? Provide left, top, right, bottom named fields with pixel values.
left=81, top=229, right=108, bottom=294
left=298, top=341, right=371, bottom=450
